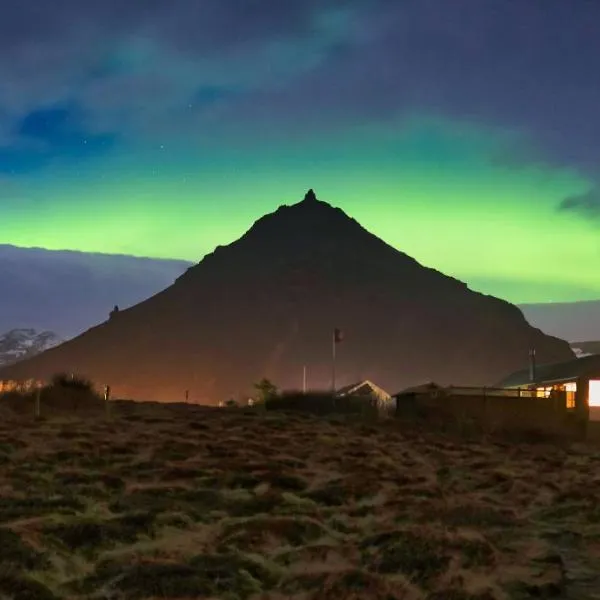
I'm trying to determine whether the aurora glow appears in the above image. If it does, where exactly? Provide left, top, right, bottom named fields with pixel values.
left=1, top=1, right=600, bottom=304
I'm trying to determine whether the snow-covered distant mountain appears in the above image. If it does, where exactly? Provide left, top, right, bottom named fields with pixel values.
left=0, top=329, right=63, bottom=367
left=570, top=341, right=600, bottom=359
left=572, top=347, right=594, bottom=358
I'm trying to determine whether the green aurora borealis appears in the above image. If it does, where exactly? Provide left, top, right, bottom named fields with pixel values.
left=3, top=116, right=598, bottom=304
left=2, top=1, right=600, bottom=306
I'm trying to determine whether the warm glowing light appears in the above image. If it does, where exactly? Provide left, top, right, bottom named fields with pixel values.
left=535, top=383, right=577, bottom=409
left=589, top=380, right=600, bottom=408
left=565, top=382, right=577, bottom=409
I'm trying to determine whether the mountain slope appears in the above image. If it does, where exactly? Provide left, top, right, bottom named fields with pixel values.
left=0, top=244, right=191, bottom=338
left=0, top=190, right=574, bottom=402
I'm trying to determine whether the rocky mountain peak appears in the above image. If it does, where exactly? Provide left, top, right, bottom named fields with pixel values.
left=302, top=188, right=318, bottom=203
left=0, top=191, right=574, bottom=403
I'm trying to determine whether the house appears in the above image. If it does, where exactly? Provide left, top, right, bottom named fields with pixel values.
left=496, top=354, right=600, bottom=421
left=394, top=382, right=517, bottom=399
left=336, top=379, right=393, bottom=411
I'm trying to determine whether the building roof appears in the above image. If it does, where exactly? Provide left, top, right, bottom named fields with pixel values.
left=336, top=379, right=391, bottom=401
left=393, top=381, right=443, bottom=397
left=496, top=354, right=600, bottom=388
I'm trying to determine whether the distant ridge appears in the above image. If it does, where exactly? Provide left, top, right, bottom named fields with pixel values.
left=0, top=190, right=573, bottom=403
left=0, top=244, right=191, bottom=338
left=520, top=300, right=600, bottom=342
left=0, top=243, right=187, bottom=262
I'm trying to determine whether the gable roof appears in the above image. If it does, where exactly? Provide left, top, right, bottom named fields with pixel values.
left=496, top=354, right=600, bottom=388
left=336, top=379, right=391, bottom=401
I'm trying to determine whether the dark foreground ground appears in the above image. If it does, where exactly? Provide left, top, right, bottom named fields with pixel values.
left=1, top=402, right=600, bottom=599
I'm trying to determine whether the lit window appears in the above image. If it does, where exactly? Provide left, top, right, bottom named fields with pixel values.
left=589, top=380, right=600, bottom=408
left=565, top=382, right=577, bottom=409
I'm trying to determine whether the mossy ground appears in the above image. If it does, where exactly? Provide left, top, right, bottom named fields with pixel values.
left=0, top=402, right=597, bottom=598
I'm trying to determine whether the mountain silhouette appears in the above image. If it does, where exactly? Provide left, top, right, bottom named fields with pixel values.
left=0, top=190, right=574, bottom=402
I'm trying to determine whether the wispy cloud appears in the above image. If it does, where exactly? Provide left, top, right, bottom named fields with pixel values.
left=0, top=244, right=191, bottom=337
left=558, top=189, right=600, bottom=221
left=1, top=0, right=600, bottom=185
left=0, top=103, right=116, bottom=174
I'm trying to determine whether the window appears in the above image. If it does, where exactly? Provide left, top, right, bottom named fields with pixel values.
left=589, top=380, right=600, bottom=408
left=565, top=382, right=576, bottom=409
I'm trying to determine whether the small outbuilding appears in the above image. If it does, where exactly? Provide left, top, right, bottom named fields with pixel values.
left=336, top=379, right=393, bottom=411
left=496, top=354, right=600, bottom=421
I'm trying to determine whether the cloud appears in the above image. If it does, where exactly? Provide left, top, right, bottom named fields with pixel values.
left=558, top=189, right=600, bottom=220
left=0, top=103, right=117, bottom=174
left=0, top=244, right=191, bottom=337
left=1, top=0, right=600, bottom=183
left=214, top=0, right=600, bottom=170
left=0, top=0, right=366, bottom=154
left=520, top=299, right=600, bottom=343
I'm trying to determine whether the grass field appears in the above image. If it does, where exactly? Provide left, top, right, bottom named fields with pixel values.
left=1, top=400, right=599, bottom=599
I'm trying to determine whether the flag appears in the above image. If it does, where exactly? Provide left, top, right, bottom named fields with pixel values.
left=333, top=328, right=344, bottom=343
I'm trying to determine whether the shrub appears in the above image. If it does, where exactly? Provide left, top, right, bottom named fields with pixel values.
left=0, top=373, right=103, bottom=416
left=253, top=378, right=278, bottom=403
left=265, top=392, right=379, bottom=418
left=41, top=372, right=103, bottom=413
left=50, top=373, right=94, bottom=391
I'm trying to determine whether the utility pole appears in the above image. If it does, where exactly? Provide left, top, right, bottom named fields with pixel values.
left=529, top=348, right=536, bottom=383
left=331, top=328, right=343, bottom=394
left=104, top=384, right=111, bottom=420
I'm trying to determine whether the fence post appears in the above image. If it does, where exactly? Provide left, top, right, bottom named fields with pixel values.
left=35, top=387, right=41, bottom=419
left=104, top=385, right=111, bottom=420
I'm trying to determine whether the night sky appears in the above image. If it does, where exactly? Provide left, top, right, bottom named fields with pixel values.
left=2, top=1, right=600, bottom=304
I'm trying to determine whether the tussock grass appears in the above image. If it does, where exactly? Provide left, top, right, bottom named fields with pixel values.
left=0, top=398, right=595, bottom=597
